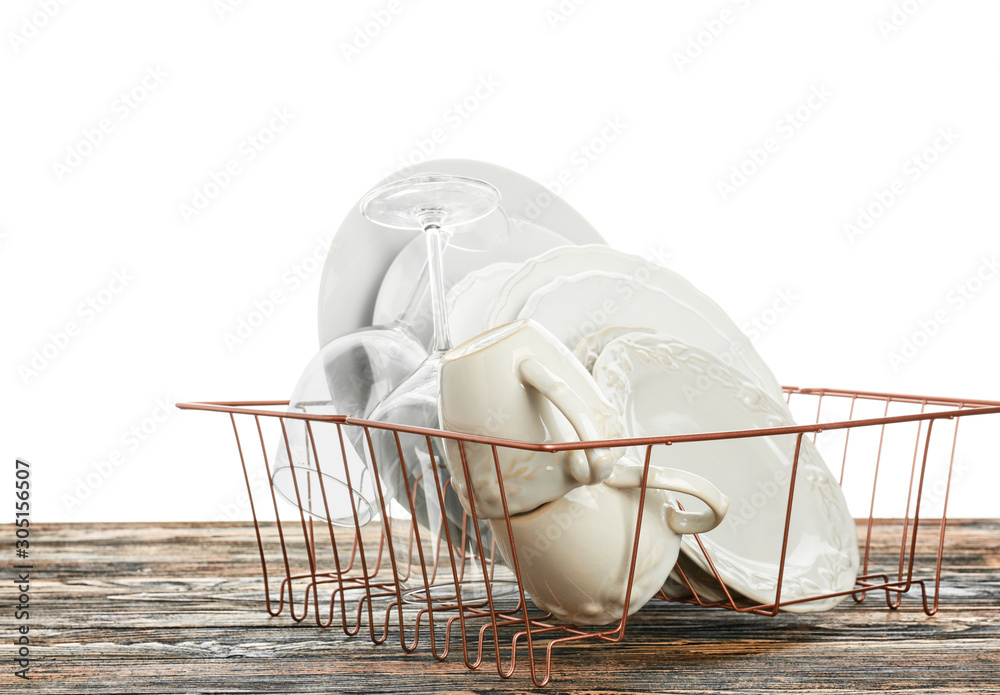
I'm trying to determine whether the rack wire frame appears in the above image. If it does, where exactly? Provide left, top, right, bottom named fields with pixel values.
left=177, top=386, right=1000, bottom=686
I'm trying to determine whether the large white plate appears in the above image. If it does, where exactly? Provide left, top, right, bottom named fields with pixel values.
left=592, top=332, right=859, bottom=613
left=317, top=159, right=605, bottom=347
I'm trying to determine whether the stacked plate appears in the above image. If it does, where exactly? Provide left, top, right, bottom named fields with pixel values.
left=310, top=159, right=859, bottom=615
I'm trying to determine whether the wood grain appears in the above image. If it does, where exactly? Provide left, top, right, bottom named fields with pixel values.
left=8, top=520, right=998, bottom=694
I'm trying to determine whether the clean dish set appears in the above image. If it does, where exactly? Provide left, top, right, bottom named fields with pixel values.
left=179, top=159, right=994, bottom=685
left=271, top=161, right=860, bottom=624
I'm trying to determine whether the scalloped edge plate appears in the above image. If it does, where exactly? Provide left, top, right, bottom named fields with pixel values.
left=592, top=332, right=859, bottom=613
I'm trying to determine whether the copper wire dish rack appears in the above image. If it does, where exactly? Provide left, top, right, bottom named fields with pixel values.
left=177, top=386, right=1000, bottom=686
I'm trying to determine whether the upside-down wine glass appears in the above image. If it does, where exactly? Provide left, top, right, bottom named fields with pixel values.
left=360, top=174, right=515, bottom=604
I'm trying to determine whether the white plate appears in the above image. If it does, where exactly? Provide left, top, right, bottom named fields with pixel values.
left=486, top=245, right=784, bottom=400
left=317, top=159, right=605, bottom=347
left=373, top=217, right=571, bottom=347
left=446, top=261, right=521, bottom=346
left=592, top=332, right=859, bottom=613
left=516, top=268, right=785, bottom=400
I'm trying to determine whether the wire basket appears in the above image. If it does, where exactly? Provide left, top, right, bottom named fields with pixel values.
left=177, top=386, right=1000, bottom=686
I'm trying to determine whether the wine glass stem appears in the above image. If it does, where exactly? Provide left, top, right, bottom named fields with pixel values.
left=424, top=223, right=452, bottom=354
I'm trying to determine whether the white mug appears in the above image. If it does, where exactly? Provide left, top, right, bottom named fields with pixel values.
left=439, top=319, right=624, bottom=519
left=491, top=463, right=729, bottom=625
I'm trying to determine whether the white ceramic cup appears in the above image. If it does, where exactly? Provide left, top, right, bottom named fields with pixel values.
left=491, top=463, right=728, bottom=625
left=439, top=319, right=624, bottom=519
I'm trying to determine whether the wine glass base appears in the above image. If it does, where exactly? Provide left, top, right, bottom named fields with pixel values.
left=401, top=580, right=521, bottom=606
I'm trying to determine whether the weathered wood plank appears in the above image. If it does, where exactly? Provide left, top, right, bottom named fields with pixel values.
left=8, top=520, right=998, bottom=693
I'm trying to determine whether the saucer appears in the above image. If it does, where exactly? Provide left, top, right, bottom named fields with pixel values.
left=592, top=332, right=859, bottom=612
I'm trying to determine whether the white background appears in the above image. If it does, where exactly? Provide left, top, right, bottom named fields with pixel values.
left=2, top=0, right=997, bottom=522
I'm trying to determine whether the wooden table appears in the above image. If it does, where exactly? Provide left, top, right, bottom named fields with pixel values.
left=21, top=520, right=999, bottom=693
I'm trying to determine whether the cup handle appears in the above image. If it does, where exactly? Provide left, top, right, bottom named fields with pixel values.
left=517, top=357, right=617, bottom=485
left=605, top=464, right=729, bottom=535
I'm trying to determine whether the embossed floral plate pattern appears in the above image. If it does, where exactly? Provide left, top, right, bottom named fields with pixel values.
left=592, top=332, right=859, bottom=613
left=486, top=245, right=785, bottom=401
left=517, top=270, right=783, bottom=399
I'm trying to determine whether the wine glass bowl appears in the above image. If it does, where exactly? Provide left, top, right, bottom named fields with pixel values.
left=359, top=174, right=501, bottom=232
left=269, top=323, right=427, bottom=526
